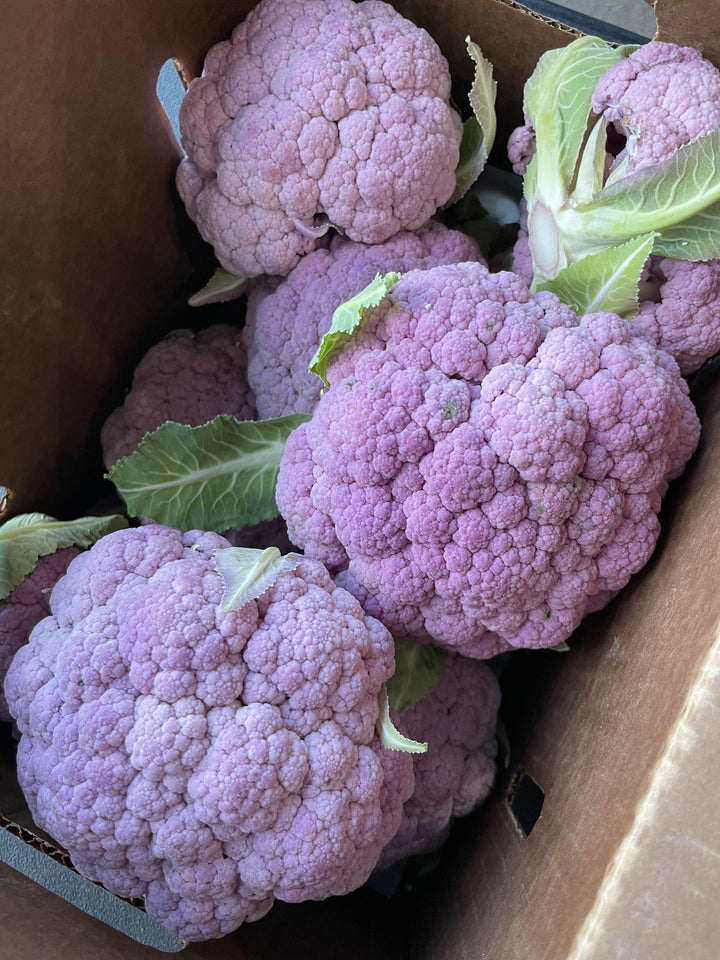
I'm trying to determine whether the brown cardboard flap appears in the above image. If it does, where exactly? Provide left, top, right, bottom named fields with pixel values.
left=655, top=0, right=720, bottom=65
left=0, top=2, right=258, bottom=517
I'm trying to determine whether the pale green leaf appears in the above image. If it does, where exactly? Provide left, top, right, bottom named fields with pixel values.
left=576, top=125, right=720, bottom=251
left=572, top=114, right=608, bottom=205
left=447, top=39, right=497, bottom=205
left=466, top=38, right=497, bottom=159
left=449, top=116, right=486, bottom=206
left=107, top=414, right=309, bottom=532
left=549, top=641, right=570, bottom=652
left=309, top=272, right=400, bottom=385
left=651, top=200, right=720, bottom=261
left=0, top=513, right=127, bottom=602
left=377, top=689, right=428, bottom=754
left=523, top=37, right=629, bottom=190
left=535, top=232, right=656, bottom=318
left=214, top=546, right=301, bottom=611
left=387, top=640, right=446, bottom=714
left=188, top=268, right=248, bottom=307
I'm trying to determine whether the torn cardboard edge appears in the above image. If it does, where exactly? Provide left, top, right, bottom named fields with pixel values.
left=491, top=0, right=580, bottom=37
left=568, top=622, right=720, bottom=959
left=0, top=816, right=185, bottom=952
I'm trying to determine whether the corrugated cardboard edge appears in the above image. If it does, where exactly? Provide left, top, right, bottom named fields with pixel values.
left=0, top=819, right=184, bottom=952
left=568, top=623, right=720, bottom=960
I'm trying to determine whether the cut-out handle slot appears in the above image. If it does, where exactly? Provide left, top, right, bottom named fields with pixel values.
left=508, top=772, right=545, bottom=837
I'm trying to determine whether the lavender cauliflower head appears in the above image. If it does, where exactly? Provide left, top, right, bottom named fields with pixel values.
left=378, top=652, right=499, bottom=868
left=4, top=526, right=413, bottom=941
left=276, top=262, right=700, bottom=658
left=245, top=221, right=484, bottom=418
left=101, top=325, right=256, bottom=469
left=0, top=548, right=79, bottom=723
left=176, top=0, right=463, bottom=279
left=509, top=41, right=720, bottom=373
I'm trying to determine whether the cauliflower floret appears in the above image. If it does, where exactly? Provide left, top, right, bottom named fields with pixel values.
left=591, top=41, right=720, bottom=175
left=276, top=262, right=699, bottom=657
left=0, top=548, right=79, bottom=723
left=4, top=526, right=413, bottom=941
left=633, top=258, right=720, bottom=375
left=176, top=0, right=462, bottom=279
left=244, top=221, right=484, bottom=418
left=101, top=325, right=256, bottom=469
left=377, top=652, right=500, bottom=868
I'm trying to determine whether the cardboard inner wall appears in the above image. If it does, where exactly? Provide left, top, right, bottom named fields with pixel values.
left=2, top=1, right=720, bottom=958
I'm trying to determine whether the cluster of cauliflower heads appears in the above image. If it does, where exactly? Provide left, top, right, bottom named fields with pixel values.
left=2, top=0, right=720, bottom=945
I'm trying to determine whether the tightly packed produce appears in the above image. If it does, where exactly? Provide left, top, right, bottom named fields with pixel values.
left=4, top=0, right=720, bottom=944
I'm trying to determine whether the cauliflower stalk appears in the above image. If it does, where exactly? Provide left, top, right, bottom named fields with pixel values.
left=4, top=527, right=421, bottom=941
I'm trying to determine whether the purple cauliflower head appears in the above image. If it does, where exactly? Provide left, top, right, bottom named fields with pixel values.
left=176, top=0, right=463, bottom=279
left=0, top=548, right=79, bottom=723
left=276, top=262, right=700, bottom=657
left=377, top=652, right=499, bottom=868
left=508, top=41, right=720, bottom=373
left=4, top=526, right=413, bottom=941
left=245, top=221, right=484, bottom=418
left=101, top=325, right=256, bottom=469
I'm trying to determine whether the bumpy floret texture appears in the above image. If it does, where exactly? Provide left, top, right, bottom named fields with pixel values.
left=509, top=42, right=720, bottom=372
left=0, top=549, right=79, bottom=723
left=4, top=526, right=413, bottom=941
left=245, top=221, right=484, bottom=418
left=507, top=124, right=535, bottom=178
left=276, top=262, right=700, bottom=657
left=378, top=654, right=499, bottom=868
left=101, top=326, right=256, bottom=469
left=591, top=41, right=720, bottom=174
left=633, top=258, right=720, bottom=375
left=176, top=0, right=462, bottom=279
left=511, top=199, right=532, bottom=286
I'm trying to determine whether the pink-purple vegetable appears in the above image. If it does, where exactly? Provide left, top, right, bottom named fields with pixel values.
left=176, top=0, right=463, bottom=279
left=276, top=262, right=700, bottom=657
left=5, top=526, right=414, bottom=941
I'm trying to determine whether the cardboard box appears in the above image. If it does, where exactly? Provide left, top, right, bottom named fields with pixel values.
left=1, top=0, right=719, bottom=956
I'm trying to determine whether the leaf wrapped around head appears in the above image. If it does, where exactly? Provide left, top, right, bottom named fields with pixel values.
left=447, top=38, right=497, bottom=205
left=0, top=513, right=127, bottom=602
left=188, top=267, right=248, bottom=306
left=309, top=272, right=400, bottom=385
left=534, top=232, right=656, bottom=317
left=214, top=546, right=301, bottom=611
left=377, top=689, right=428, bottom=755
